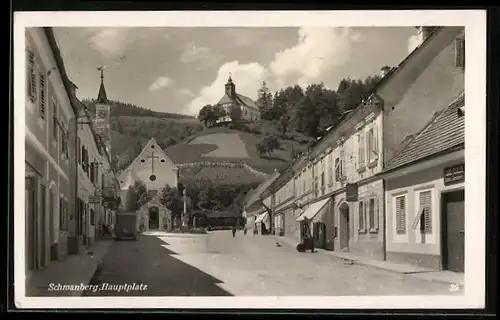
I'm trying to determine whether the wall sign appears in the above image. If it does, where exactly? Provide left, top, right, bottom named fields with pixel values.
left=346, top=183, right=359, bottom=202
left=443, top=163, right=465, bottom=186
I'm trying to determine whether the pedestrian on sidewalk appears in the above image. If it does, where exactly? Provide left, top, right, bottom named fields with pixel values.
left=231, top=224, right=237, bottom=238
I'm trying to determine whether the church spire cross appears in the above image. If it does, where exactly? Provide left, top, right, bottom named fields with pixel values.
left=147, top=151, right=159, bottom=174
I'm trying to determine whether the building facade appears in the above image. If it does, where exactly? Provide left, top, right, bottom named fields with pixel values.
left=25, top=28, right=78, bottom=275
left=216, top=75, right=261, bottom=123
left=252, top=26, right=465, bottom=262
left=383, top=94, right=465, bottom=272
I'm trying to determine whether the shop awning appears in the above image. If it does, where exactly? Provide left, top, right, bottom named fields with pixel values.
left=296, top=198, right=330, bottom=222
left=254, top=212, right=268, bottom=224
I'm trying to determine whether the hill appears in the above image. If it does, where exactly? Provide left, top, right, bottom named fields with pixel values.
left=166, top=122, right=314, bottom=175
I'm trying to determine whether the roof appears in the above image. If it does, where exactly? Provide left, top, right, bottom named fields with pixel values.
left=384, top=93, right=465, bottom=171
left=204, top=210, right=240, bottom=218
left=96, top=79, right=109, bottom=104
left=43, top=27, right=78, bottom=115
left=217, top=93, right=259, bottom=111
left=244, top=171, right=280, bottom=208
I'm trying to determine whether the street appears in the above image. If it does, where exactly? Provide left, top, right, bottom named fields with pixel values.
left=82, top=231, right=463, bottom=297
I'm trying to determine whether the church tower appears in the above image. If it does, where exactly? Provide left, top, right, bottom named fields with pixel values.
left=94, top=67, right=112, bottom=154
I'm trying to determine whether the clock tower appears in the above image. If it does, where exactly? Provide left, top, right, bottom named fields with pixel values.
left=94, top=66, right=111, bottom=154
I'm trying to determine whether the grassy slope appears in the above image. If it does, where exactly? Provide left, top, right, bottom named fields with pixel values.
left=164, top=121, right=314, bottom=174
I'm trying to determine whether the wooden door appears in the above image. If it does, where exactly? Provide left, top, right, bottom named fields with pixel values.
left=443, top=190, right=465, bottom=273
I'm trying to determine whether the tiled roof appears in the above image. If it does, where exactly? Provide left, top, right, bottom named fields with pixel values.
left=217, top=93, right=259, bottom=111
left=384, top=93, right=465, bottom=171
left=236, top=94, right=259, bottom=110
left=217, top=94, right=232, bottom=105
left=244, top=171, right=280, bottom=208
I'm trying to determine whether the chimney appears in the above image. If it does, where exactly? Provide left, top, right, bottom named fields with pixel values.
left=381, top=66, right=391, bottom=77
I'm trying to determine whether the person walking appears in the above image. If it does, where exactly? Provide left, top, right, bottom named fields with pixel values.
left=231, top=224, right=237, bottom=238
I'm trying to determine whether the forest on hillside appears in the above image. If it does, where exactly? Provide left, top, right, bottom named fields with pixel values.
left=81, top=98, right=195, bottom=119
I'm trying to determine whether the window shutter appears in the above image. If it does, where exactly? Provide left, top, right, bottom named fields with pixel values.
left=373, top=125, right=379, bottom=155
left=396, top=196, right=406, bottom=235
left=39, top=73, right=46, bottom=119
left=369, top=198, right=375, bottom=229
left=359, top=134, right=365, bottom=165
left=27, top=50, right=37, bottom=102
left=455, top=38, right=465, bottom=69
left=419, top=191, right=432, bottom=233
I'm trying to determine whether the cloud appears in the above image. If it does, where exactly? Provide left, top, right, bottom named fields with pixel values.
left=407, top=34, right=422, bottom=54
left=270, top=27, right=360, bottom=88
left=185, top=27, right=360, bottom=115
left=185, top=61, right=267, bottom=116
left=84, top=28, right=132, bottom=60
left=149, top=76, right=174, bottom=92
left=179, top=88, right=195, bottom=98
left=179, top=42, right=222, bottom=68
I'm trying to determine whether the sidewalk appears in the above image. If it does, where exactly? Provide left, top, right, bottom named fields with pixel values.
left=273, top=235, right=464, bottom=286
left=26, top=239, right=114, bottom=297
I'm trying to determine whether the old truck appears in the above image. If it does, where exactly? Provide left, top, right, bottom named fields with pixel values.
left=114, top=212, right=139, bottom=241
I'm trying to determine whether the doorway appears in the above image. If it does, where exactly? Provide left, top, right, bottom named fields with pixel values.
left=25, top=177, right=36, bottom=272
left=442, top=189, right=465, bottom=273
left=339, top=203, right=350, bottom=251
left=39, top=183, right=47, bottom=268
left=149, top=206, right=159, bottom=230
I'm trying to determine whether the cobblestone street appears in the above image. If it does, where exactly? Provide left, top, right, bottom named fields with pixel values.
left=83, top=231, right=463, bottom=296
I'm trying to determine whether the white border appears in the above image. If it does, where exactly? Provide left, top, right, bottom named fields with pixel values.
left=14, top=10, right=486, bottom=309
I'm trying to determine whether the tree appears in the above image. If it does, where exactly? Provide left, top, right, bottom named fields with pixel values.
left=256, top=81, right=273, bottom=119
left=278, top=113, right=291, bottom=138
left=257, top=135, right=281, bottom=156
left=160, top=185, right=183, bottom=219
left=198, top=104, right=216, bottom=127
left=124, top=186, right=138, bottom=212
left=133, top=180, right=148, bottom=210
left=229, top=104, right=242, bottom=122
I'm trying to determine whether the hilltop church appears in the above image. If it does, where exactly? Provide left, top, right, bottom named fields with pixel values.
left=215, top=75, right=261, bottom=123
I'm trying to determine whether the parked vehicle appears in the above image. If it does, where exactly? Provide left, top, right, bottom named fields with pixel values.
left=115, top=212, right=139, bottom=241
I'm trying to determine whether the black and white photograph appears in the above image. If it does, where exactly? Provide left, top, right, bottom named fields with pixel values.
left=14, top=10, right=486, bottom=309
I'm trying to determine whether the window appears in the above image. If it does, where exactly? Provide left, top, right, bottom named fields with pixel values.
left=419, top=191, right=432, bottom=234
left=368, top=198, right=376, bottom=230
left=358, top=201, right=365, bottom=230
left=150, top=174, right=157, bottom=181
left=90, top=209, right=95, bottom=226
left=27, top=49, right=37, bottom=102
left=320, top=172, right=325, bottom=188
left=335, top=157, right=343, bottom=181
left=395, top=196, right=406, bottom=235
left=328, top=155, right=333, bottom=184
left=52, top=99, right=58, bottom=140
left=367, top=127, right=379, bottom=162
left=39, top=73, right=46, bottom=119
left=358, top=134, right=365, bottom=167
left=59, top=197, right=68, bottom=232
left=367, top=129, right=373, bottom=160
left=77, top=137, right=82, bottom=163
left=60, top=122, right=68, bottom=157
left=455, top=37, right=465, bottom=69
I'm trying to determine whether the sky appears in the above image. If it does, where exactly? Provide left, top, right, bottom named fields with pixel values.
left=53, top=26, right=420, bottom=116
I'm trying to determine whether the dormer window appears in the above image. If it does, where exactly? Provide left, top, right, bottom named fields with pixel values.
left=457, top=106, right=465, bottom=117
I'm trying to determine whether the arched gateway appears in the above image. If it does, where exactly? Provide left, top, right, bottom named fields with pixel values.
left=137, top=197, right=172, bottom=232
